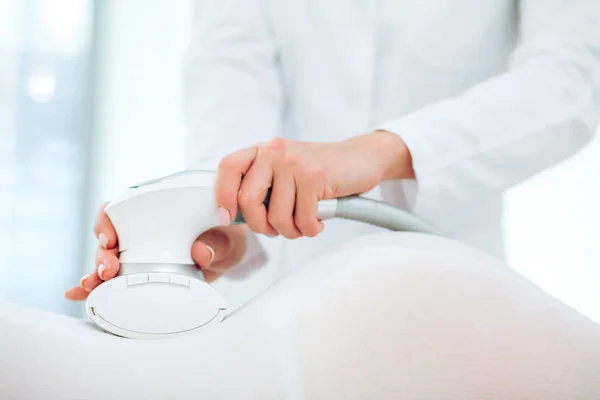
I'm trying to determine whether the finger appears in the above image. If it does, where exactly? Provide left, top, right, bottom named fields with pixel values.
left=191, top=240, right=215, bottom=270
left=64, top=286, right=89, bottom=301
left=238, top=153, right=277, bottom=235
left=294, top=174, right=324, bottom=237
left=95, top=246, right=120, bottom=280
left=201, top=225, right=249, bottom=273
left=80, top=272, right=103, bottom=292
left=268, top=168, right=301, bottom=239
left=93, top=202, right=118, bottom=249
left=202, top=269, right=223, bottom=283
left=216, top=146, right=258, bottom=225
left=192, top=228, right=236, bottom=269
left=95, top=246, right=119, bottom=266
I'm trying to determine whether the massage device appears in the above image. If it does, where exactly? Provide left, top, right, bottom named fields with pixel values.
left=85, top=170, right=441, bottom=339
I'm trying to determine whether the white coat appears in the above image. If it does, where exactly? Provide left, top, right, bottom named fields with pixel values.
left=182, top=0, right=600, bottom=278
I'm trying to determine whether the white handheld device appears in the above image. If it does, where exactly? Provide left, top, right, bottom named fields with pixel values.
left=85, top=170, right=440, bottom=339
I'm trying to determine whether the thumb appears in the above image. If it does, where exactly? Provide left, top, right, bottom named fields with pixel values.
left=191, top=227, right=233, bottom=270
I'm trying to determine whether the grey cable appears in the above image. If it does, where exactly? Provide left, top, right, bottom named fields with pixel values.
left=332, top=196, right=443, bottom=236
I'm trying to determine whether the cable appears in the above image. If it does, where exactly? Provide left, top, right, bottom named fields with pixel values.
left=332, top=196, right=442, bottom=235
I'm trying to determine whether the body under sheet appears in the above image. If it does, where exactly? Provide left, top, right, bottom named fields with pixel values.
left=2, top=232, right=600, bottom=399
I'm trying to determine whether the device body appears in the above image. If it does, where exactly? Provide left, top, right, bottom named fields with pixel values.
left=86, top=170, right=229, bottom=339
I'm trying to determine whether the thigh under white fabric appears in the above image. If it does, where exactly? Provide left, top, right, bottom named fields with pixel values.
left=1, top=232, right=599, bottom=399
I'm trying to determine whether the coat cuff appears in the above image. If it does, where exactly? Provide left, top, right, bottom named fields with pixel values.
left=376, top=108, right=444, bottom=186
left=374, top=107, right=461, bottom=222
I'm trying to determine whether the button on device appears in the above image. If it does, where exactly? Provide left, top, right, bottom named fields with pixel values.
left=169, top=274, right=191, bottom=287
left=126, top=273, right=148, bottom=286
left=148, top=273, right=171, bottom=284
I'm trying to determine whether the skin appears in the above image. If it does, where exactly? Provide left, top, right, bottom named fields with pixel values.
left=64, top=130, right=414, bottom=301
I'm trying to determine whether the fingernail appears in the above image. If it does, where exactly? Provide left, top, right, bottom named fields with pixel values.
left=266, top=232, right=278, bottom=237
left=99, top=233, right=108, bottom=248
left=218, top=207, right=231, bottom=226
left=80, top=274, right=92, bottom=291
left=205, top=244, right=215, bottom=267
left=98, top=263, right=106, bottom=280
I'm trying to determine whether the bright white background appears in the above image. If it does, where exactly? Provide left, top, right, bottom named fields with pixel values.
left=2, top=0, right=600, bottom=322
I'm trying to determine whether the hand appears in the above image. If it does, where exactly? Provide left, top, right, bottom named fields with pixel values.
left=215, top=130, right=414, bottom=239
left=64, top=203, right=248, bottom=301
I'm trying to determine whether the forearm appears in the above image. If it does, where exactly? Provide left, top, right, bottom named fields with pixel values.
left=379, top=56, right=600, bottom=201
left=376, top=0, right=600, bottom=213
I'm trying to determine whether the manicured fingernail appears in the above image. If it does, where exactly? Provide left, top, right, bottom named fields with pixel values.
left=218, top=207, right=231, bottom=226
left=80, top=274, right=92, bottom=291
left=205, top=245, right=215, bottom=267
left=99, top=233, right=108, bottom=248
left=98, top=263, right=106, bottom=280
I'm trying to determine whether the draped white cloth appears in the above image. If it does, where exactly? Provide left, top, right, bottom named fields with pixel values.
left=2, top=232, right=599, bottom=399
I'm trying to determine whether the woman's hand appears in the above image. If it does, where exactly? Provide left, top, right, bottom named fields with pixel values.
left=64, top=204, right=248, bottom=301
left=215, top=130, right=414, bottom=239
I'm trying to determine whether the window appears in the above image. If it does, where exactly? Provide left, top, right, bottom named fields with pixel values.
left=0, top=0, right=97, bottom=316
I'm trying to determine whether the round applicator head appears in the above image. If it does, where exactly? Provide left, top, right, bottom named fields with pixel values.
left=85, top=271, right=227, bottom=339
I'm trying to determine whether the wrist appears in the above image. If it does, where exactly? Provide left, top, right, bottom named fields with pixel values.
left=368, top=130, right=415, bottom=181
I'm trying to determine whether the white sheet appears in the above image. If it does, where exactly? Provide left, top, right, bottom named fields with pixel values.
left=2, top=232, right=599, bottom=399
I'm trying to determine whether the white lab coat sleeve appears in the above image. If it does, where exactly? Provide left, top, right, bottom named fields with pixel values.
left=376, top=0, right=600, bottom=221
left=182, top=0, right=283, bottom=277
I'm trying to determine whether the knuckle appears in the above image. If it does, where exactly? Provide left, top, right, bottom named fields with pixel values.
left=295, top=216, right=319, bottom=237
left=267, top=211, right=299, bottom=238
left=301, top=165, right=325, bottom=182
left=281, top=225, right=301, bottom=239
left=291, top=230, right=303, bottom=239
left=294, top=215, right=307, bottom=230
left=221, top=189, right=238, bottom=204
left=218, top=153, right=239, bottom=170
left=264, top=137, right=287, bottom=153
left=283, top=153, right=299, bottom=167
left=237, top=190, right=256, bottom=208
left=95, top=250, right=105, bottom=265
left=304, top=228, right=320, bottom=238
left=267, top=211, right=286, bottom=229
left=250, top=222, right=269, bottom=235
left=294, top=216, right=307, bottom=231
left=94, top=209, right=110, bottom=236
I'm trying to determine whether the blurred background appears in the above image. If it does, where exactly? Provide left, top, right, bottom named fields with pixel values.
left=1, top=0, right=599, bottom=322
